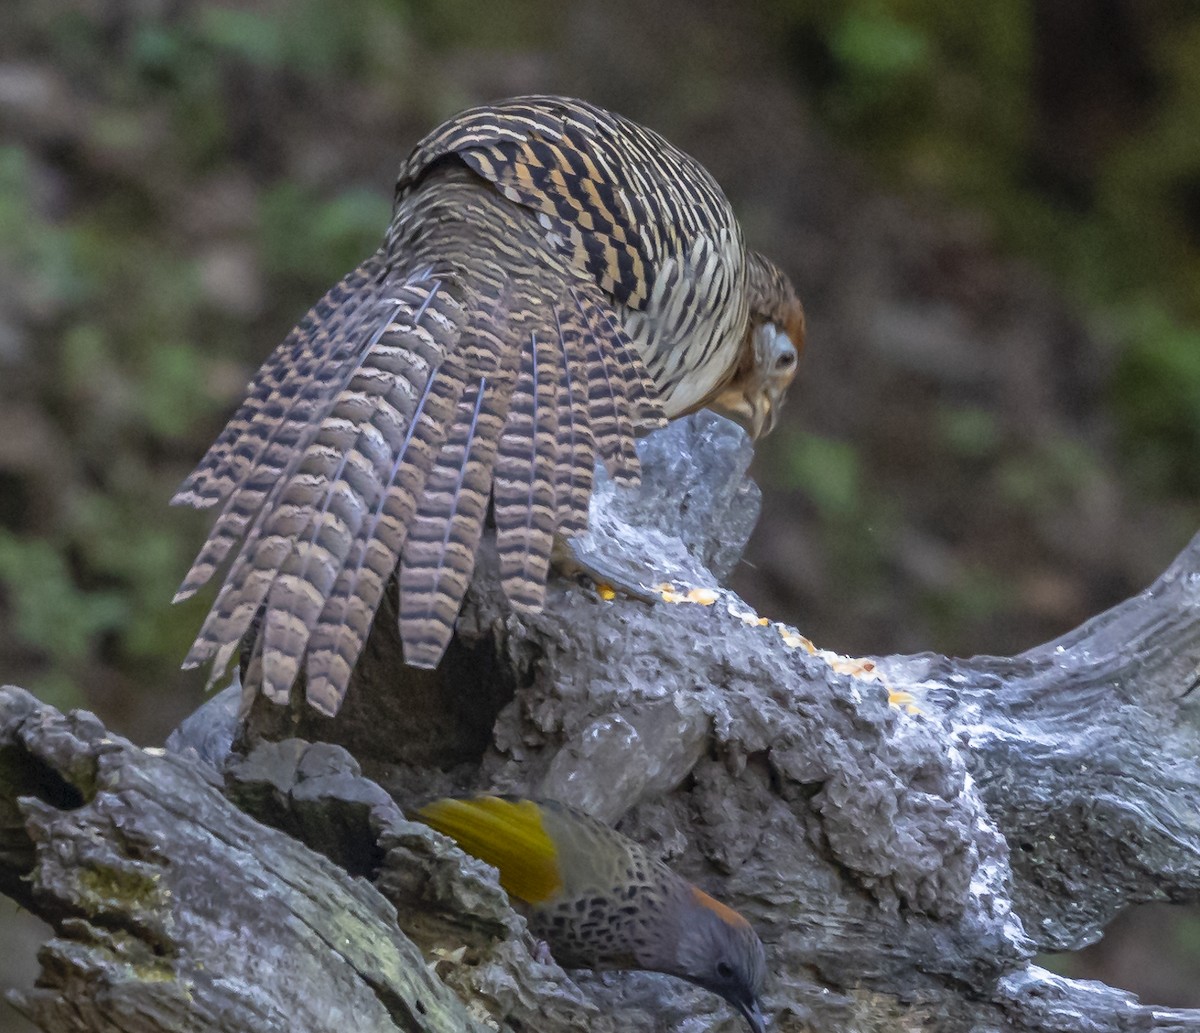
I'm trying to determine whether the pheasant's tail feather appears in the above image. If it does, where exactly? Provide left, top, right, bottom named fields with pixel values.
left=258, top=414, right=388, bottom=700
left=172, top=259, right=399, bottom=602
left=550, top=306, right=596, bottom=539
left=180, top=275, right=467, bottom=699
left=173, top=255, right=386, bottom=511
left=570, top=287, right=640, bottom=486
left=493, top=327, right=561, bottom=612
left=302, top=359, right=470, bottom=714
left=370, top=284, right=517, bottom=668
left=256, top=282, right=465, bottom=701
left=398, top=359, right=516, bottom=667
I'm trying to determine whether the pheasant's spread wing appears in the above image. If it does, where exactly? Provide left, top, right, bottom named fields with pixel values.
left=176, top=268, right=470, bottom=702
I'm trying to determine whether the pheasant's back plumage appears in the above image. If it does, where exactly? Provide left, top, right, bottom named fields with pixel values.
left=394, top=97, right=750, bottom=415
left=174, top=96, right=800, bottom=712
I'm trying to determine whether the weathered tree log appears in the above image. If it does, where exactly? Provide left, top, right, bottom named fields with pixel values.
left=2, top=413, right=1199, bottom=1032
left=0, top=689, right=500, bottom=1033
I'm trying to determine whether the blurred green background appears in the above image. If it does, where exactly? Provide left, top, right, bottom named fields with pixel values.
left=1, top=0, right=1198, bottom=1025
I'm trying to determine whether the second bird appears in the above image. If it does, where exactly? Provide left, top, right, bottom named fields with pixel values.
left=173, top=95, right=806, bottom=713
left=417, top=795, right=768, bottom=1033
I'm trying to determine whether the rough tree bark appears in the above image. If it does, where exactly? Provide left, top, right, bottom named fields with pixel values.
left=1, top=413, right=1199, bottom=1033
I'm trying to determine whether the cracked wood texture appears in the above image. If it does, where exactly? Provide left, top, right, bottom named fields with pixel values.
left=3, top=412, right=1200, bottom=1033
left=0, top=689, right=492, bottom=1033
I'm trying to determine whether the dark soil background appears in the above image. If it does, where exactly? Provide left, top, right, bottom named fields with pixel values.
left=2, top=1, right=1198, bottom=1026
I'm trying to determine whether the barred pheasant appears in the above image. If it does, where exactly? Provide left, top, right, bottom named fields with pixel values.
left=173, top=96, right=805, bottom=714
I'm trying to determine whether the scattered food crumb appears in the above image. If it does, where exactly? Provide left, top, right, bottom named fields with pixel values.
left=656, top=584, right=721, bottom=605
left=597, top=583, right=616, bottom=601
left=887, top=689, right=923, bottom=715
left=776, top=625, right=816, bottom=652
left=719, top=600, right=921, bottom=715
left=825, top=656, right=878, bottom=678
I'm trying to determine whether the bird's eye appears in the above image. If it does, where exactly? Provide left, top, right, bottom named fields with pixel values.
left=716, top=961, right=735, bottom=980
left=775, top=350, right=796, bottom=371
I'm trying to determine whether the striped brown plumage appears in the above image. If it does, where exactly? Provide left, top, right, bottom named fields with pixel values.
left=173, top=96, right=805, bottom=714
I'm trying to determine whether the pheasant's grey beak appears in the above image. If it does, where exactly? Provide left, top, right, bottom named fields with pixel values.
left=707, top=393, right=766, bottom=440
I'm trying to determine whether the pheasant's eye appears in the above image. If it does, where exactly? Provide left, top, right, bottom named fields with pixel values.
left=776, top=350, right=796, bottom=371
left=716, top=961, right=735, bottom=980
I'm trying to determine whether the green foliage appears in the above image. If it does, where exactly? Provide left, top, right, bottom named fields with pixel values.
left=920, top=562, right=1013, bottom=644
left=936, top=405, right=1001, bottom=461
left=1112, top=301, right=1200, bottom=492
left=260, top=183, right=391, bottom=284
left=193, top=2, right=385, bottom=77
left=1176, top=909, right=1200, bottom=962
left=830, top=9, right=929, bottom=79
left=767, top=426, right=1030, bottom=647
left=0, top=146, right=89, bottom=309
left=404, top=0, right=557, bottom=49
left=0, top=532, right=127, bottom=665
left=774, top=0, right=1200, bottom=499
left=780, top=431, right=862, bottom=519
left=767, top=429, right=896, bottom=618
left=995, top=436, right=1101, bottom=515
left=194, top=7, right=289, bottom=69
left=778, top=0, right=1031, bottom=194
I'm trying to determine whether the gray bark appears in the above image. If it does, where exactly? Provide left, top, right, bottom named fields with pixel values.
left=0, top=689, right=496, bottom=1033
left=2, top=413, right=1199, bottom=1032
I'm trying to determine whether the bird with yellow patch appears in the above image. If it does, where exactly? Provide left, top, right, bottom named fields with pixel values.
left=416, top=795, right=767, bottom=1032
